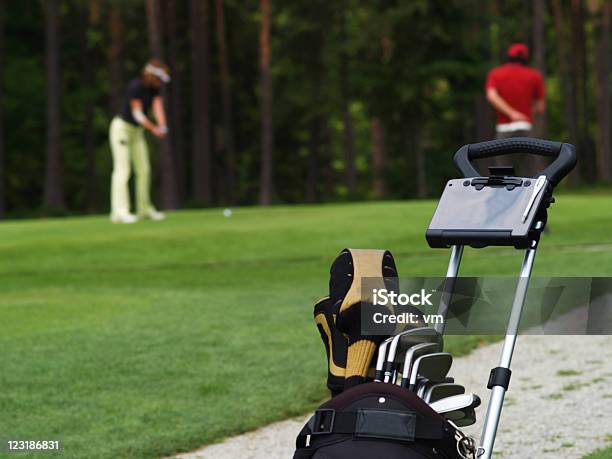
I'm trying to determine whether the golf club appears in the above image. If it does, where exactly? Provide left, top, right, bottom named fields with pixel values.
left=452, top=408, right=478, bottom=427
left=415, top=376, right=456, bottom=398
left=374, top=336, right=395, bottom=382
left=384, top=328, right=442, bottom=383
left=399, top=342, right=441, bottom=388
left=424, top=382, right=465, bottom=404
left=429, top=393, right=481, bottom=417
left=407, top=352, right=453, bottom=392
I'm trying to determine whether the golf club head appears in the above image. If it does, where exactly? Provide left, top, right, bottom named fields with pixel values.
left=424, top=382, right=465, bottom=404
left=417, top=377, right=456, bottom=399
left=451, top=408, right=477, bottom=427
left=410, top=376, right=426, bottom=393
left=408, top=353, right=453, bottom=391
left=417, top=380, right=428, bottom=398
left=374, top=337, right=395, bottom=382
left=429, top=393, right=481, bottom=415
left=400, top=342, right=441, bottom=387
left=386, top=327, right=442, bottom=364
left=416, top=377, right=456, bottom=397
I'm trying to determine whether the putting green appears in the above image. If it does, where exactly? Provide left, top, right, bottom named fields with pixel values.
left=1, top=196, right=612, bottom=458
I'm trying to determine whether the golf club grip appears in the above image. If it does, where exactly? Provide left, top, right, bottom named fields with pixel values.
left=453, top=138, right=577, bottom=186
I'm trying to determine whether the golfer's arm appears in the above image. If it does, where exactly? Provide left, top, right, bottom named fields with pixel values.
left=129, top=99, right=157, bottom=132
left=486, top=88, right=518, bottom=119
left=152, top=96, right=167, bottom=129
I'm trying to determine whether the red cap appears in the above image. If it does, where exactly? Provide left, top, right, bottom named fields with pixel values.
left=507, top=43, right=529, bottom=59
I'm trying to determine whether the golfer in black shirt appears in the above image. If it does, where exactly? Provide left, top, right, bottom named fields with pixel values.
left=109, top=58, right=170, bottom=223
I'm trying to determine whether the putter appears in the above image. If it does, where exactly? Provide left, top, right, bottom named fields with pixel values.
left=424, top=382, right=465, bottom=403
left=407, top=352, right=453, bottom=392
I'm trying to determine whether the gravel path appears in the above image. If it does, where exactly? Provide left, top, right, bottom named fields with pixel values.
left=175, top=335, right=612, bottom=459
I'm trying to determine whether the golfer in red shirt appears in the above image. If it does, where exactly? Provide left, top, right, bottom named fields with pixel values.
left=485, top=43, right=546, bottom=139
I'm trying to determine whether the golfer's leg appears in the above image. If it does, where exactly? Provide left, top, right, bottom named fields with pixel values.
left=132, top=130, right=155, bottom=217
left=109, top=118, right=132, bottom=218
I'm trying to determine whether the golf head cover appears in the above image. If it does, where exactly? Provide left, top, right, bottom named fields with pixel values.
left=330, top=249, right=400, bottom=389
left=313, top=296, right=348, bottom=397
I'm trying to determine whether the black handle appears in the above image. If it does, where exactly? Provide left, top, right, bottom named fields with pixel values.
left=453, top=137, right=577, bottom=186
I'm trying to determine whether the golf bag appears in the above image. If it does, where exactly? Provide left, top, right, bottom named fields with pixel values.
left=293, top=382, right=471, bottom=459
left=301, top=249, right=469, bottom=458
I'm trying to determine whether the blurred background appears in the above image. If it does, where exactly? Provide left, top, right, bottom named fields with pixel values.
left=0, top=0, right=611, bottom=219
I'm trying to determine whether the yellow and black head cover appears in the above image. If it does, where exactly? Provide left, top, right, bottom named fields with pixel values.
left=313, top=296, right=347, bottom=397
left=330, top=248, right=399, bottom=390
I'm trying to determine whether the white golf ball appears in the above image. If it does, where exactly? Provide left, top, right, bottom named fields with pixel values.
left=223, top=208, right=232, bottom=217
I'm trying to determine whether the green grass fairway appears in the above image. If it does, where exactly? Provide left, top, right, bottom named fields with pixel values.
left=2, top=196, right=612, bottom=458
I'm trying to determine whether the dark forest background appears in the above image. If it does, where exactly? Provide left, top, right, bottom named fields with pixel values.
left=0, top=0, right=610, bottom=218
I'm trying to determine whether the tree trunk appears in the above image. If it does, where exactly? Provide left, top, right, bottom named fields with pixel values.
left=167, top=0, right=186, bottom=203
left=213, top=124, right=227, bottom=202
left=522, top=0, right=531, bottom=43
left=81, top=1, right=98, bottom=210
left=471, top=14, right=493, bottom=144
left=190, top=0, right=212, bottom=205
left=371, top=117, right=385, bottom=198
left=44, top=0, right=65, bottom=210
left=490, top=0, right=501, bottom=63
left=322, top=122, right=334, bottom=200
left=552, top=0, right=580, bottom=184
left=474, top=95, right=499, bottom=171
left=474, top=94, right=493, bottom=141
left=108, top=2, right=123, bottom=114
left=415, top=133, right=427, bottom=198
left=146, top=0, right=178, bottom=209
left=488, top=0, right=503, bottom=165
left=307, top=119, right=320, bottom=203
left=146, top=0, right=163, bottom=56
left=595, top=0, right=612, bottom=182
left=571, top=0, right=593, bottom=181
left=215, top=0, right=237, bottom=203
left=259, top=0, right=274, bottom=205
left=532, top=0, right=547, bottom=138
left=340, top=2, right=356, bottom=194
left=0, top=0, right=5, bottom=218
left=531, top=0, right=548, bottom=175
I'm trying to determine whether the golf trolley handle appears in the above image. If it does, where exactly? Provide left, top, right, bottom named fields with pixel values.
left=453, top=137, right=577, bottom=186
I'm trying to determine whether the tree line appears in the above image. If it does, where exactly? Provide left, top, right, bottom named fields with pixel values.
left=0, top=0, right=610, bottom=219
